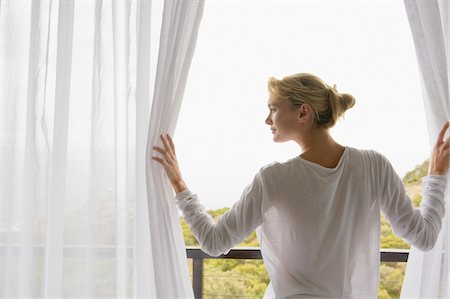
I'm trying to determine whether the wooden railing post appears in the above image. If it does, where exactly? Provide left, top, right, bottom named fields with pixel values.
left=192, top=257, right=203, bottom=299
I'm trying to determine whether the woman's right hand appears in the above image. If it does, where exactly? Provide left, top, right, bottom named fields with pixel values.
left=429, top=121, right=450, bottom=175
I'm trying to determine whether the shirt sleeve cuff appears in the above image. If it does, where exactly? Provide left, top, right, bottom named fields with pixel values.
left=175, top=188, right=193, bottom=201
left=422, top=174, right=447, bottom=189
left=175, top=188, right=199, bottom=210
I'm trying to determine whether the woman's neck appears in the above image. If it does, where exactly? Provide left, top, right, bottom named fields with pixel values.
left=297, top=128, right=345, bottom=168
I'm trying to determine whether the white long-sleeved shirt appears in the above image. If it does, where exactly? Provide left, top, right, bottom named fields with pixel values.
left=175, top=147, right=447, bottom=299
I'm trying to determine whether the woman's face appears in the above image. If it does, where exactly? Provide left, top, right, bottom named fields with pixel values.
left=265, top=98, right=300, bottom=142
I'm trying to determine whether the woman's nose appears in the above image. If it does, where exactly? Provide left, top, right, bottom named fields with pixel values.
left=265, top=115, right=272, bottom=125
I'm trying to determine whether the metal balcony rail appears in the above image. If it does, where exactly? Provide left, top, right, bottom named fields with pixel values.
left=186, top=247, right=410, bottom=299
left=0, top=245, right=410, bottom=298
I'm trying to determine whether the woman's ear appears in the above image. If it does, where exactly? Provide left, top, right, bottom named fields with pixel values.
left=297, top=103, right=313, bottom=123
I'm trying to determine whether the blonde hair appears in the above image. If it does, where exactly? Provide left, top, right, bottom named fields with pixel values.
left=268, top=73, right=355, bottom=128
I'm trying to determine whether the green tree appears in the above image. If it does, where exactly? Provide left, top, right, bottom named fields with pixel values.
left=403, top=160, right=429, bottom=186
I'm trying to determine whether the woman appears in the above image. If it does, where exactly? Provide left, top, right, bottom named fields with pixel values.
left=152, top=73, right=449, bottom=299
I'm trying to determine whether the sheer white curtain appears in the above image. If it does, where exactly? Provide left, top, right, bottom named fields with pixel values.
left=401, top=1, right=450, bottom=298
left=0, top=0, right=203, bottom=297
left=144, top=0, right=204, bottom=297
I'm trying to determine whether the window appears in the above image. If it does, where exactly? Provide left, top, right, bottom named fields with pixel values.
left=176, top=1, right=427, bottom=298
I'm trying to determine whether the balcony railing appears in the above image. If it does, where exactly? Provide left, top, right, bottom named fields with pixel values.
left=186, top=247, right=410, bottom=299
left=0, top=244, right=409, bottom=298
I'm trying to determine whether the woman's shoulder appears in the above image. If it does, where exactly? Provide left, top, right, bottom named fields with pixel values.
left=259, top=155, right=305, bottom=172
left=253, top=160, right=293, bottom=183
left=258, top=160, right=282, bottom=174
left=346, top=146, right=391, bottom=166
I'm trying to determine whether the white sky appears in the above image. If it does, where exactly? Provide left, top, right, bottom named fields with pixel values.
left=174, top=0, right=430, bottom=209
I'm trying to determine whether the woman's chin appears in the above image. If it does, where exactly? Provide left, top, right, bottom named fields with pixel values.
left=272, top=134, right=289, bottom=143
left=272, top=135, right=282, bottom=142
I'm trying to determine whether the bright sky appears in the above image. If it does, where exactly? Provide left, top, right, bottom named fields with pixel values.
left=174, top=0, right=430, bottom=209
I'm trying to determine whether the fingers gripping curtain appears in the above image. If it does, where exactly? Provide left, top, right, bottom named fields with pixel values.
left=0, top=0, right=204, bottom=297
left=401, top=1, right=450, bottom=298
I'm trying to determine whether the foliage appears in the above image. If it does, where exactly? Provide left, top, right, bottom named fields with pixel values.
left=203, top=259, right=269, bottom=298
left=380, top=214, right=409, bottom=249
left=379, top=263, right=406, bottom=299
left=403, top=160, right=429, bottom=186
left=181, top=160, right=429, bottom=298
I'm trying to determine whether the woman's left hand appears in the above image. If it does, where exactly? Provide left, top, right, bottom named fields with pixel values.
left=429, top=121, right=450, bottom=176
left=151, top=134, right=187, bottom=193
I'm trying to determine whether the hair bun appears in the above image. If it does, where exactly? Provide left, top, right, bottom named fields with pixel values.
left=327, top=87, right=356, bottom=125
left=338, top=93, right=356, bottom=114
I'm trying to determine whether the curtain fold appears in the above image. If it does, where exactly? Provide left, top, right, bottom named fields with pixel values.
left=145, top=1, right=205, bottom=297
left=134, top=0, right=156, bottom=296
left=401, top=1, right=450, bottom=298
left=0, top=0, right=204, bottom=297
left=44, top=0, right=74, bottom=296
